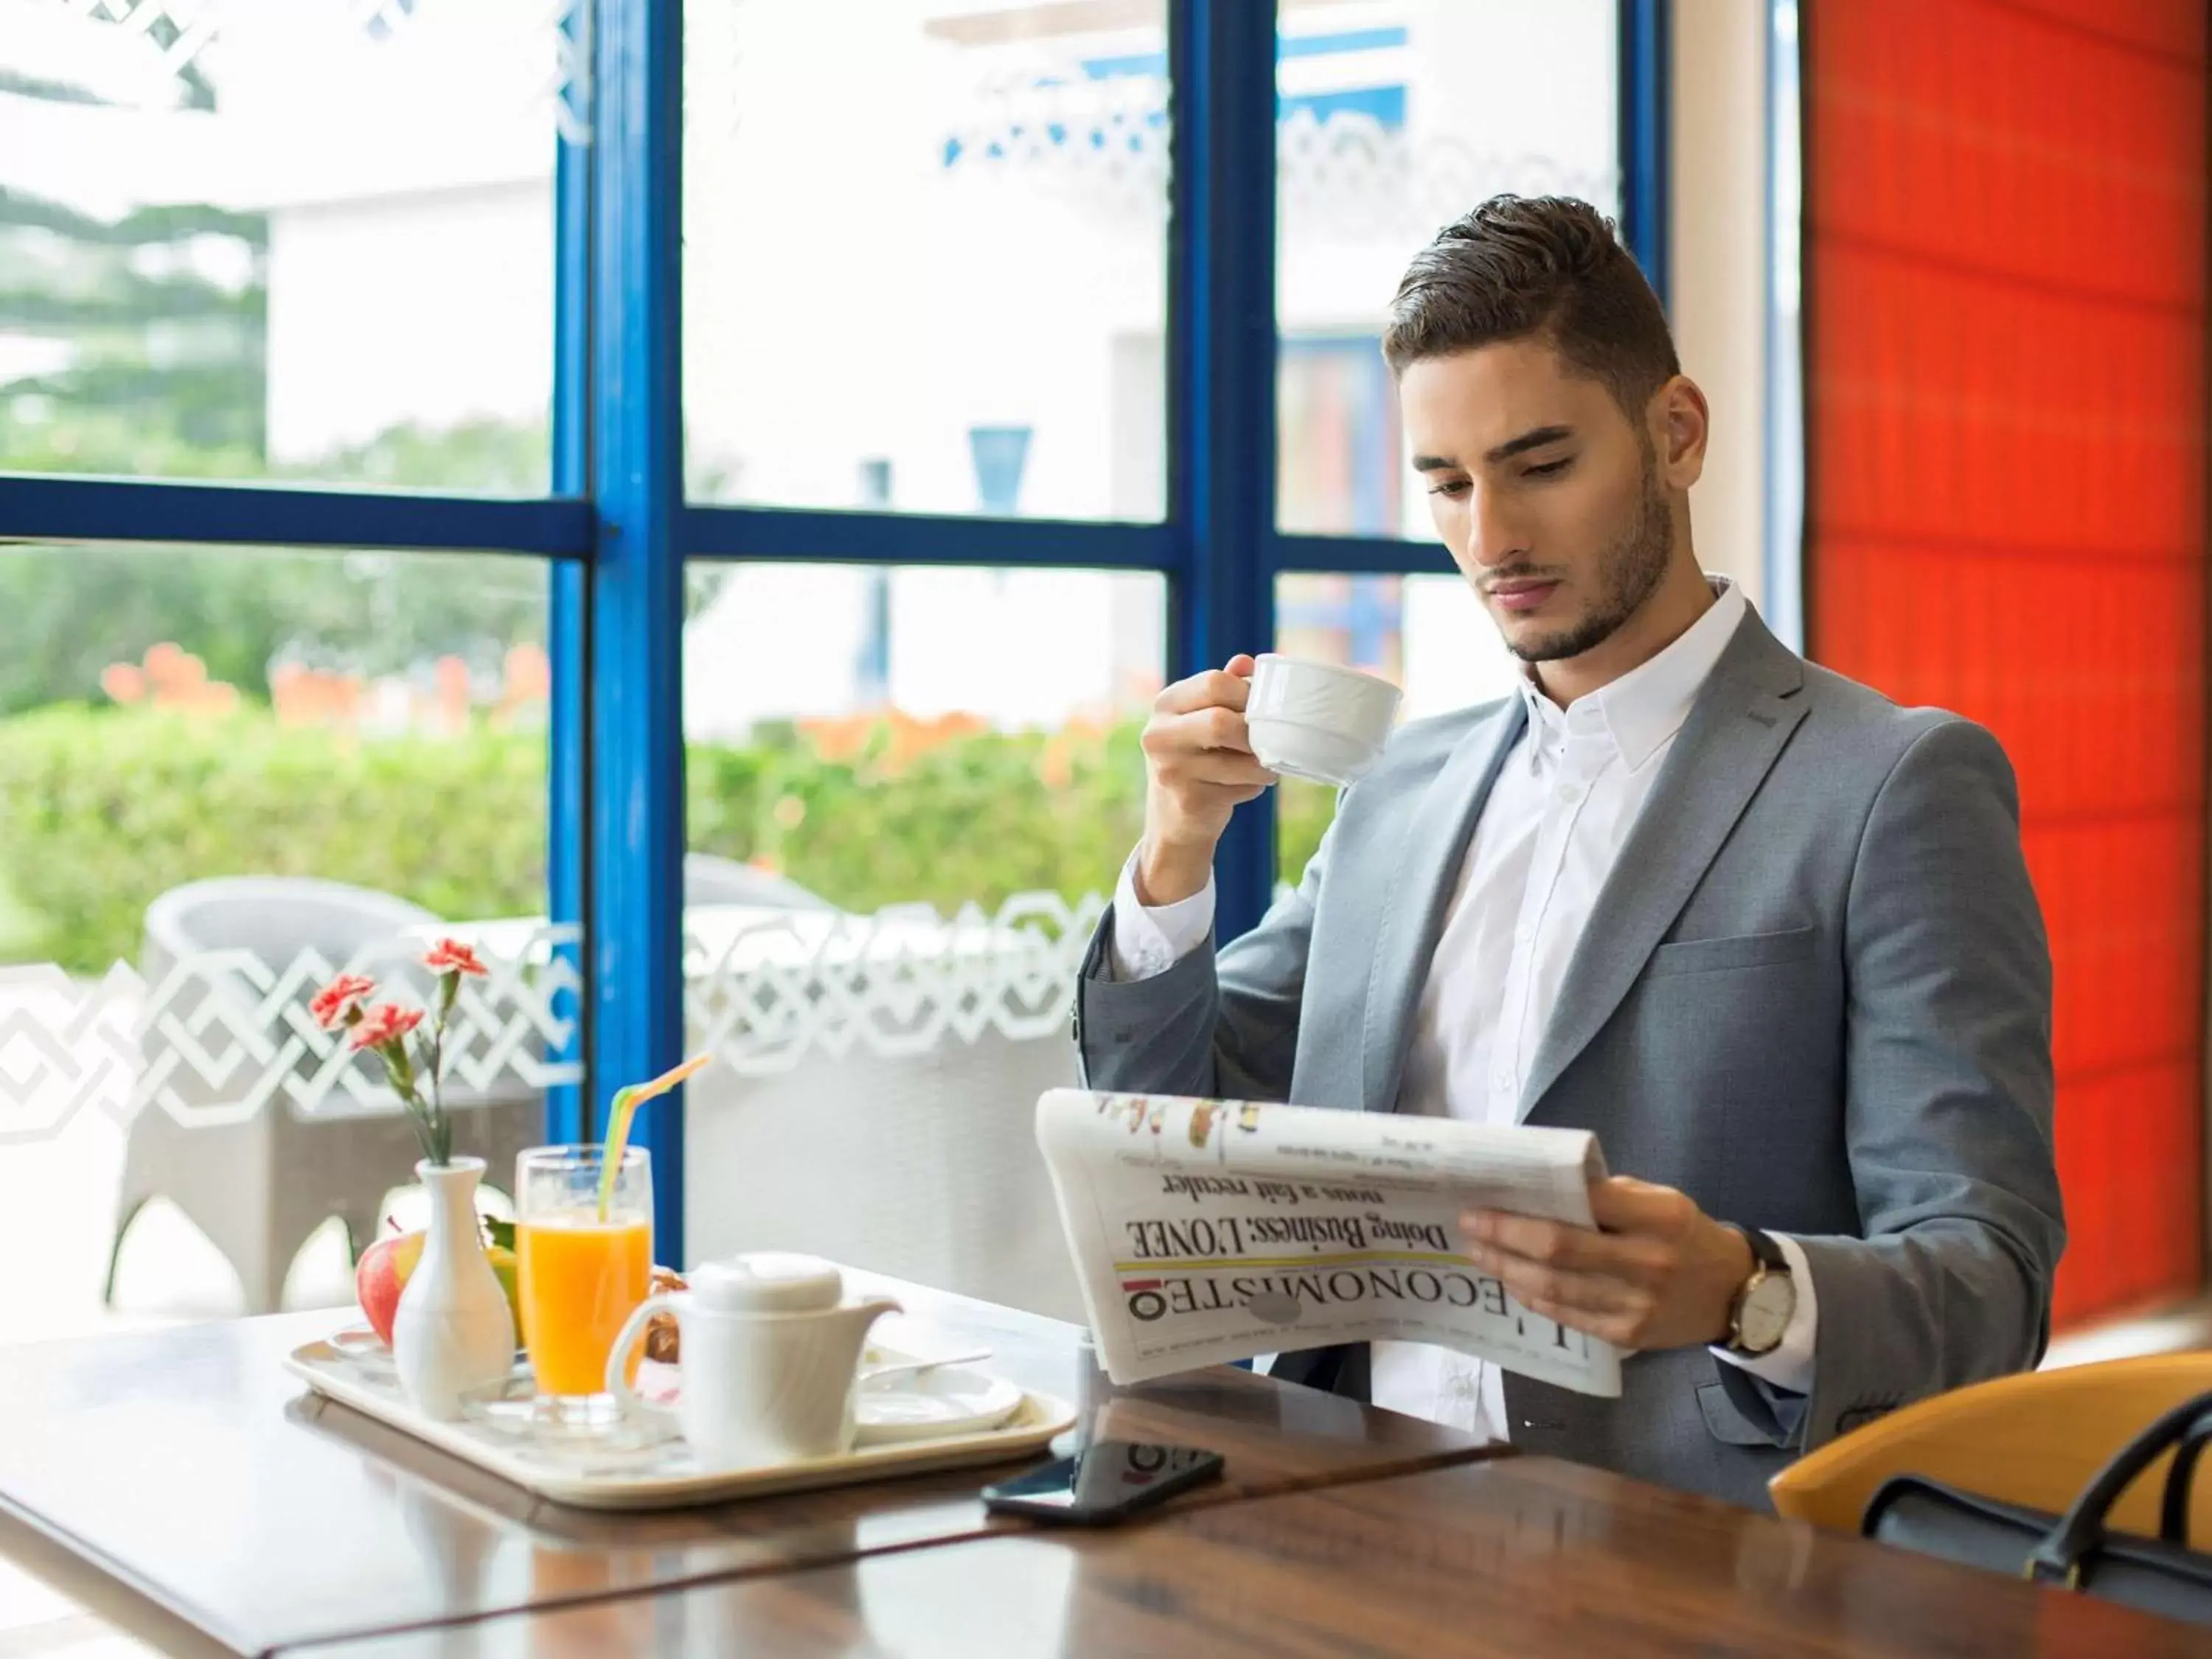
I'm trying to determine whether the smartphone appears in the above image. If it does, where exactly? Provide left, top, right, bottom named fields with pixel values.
left=980, top=1439, right=1225, bottom=1525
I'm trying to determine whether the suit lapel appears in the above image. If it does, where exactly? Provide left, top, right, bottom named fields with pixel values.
left=1518, top=613, right=1809, bottom=1121
left=1359, top=696, right=1528, bottom=1114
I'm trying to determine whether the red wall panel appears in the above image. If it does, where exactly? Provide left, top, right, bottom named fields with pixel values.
left=1806, top=0, right=2207, bottom=1325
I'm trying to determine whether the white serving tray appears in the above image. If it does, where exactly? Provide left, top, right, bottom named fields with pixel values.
left=285, top=1333, right=1074, bottom=1512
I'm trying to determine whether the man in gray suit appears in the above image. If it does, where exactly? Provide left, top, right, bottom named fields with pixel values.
left=1072, top=195, right=2065, bottom=1510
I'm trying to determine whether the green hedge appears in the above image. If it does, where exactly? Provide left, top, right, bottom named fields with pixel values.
left=692, top=720, right=1152, bottom=918
left=0, top=706, right=1338, bottom=974
left=0, top=706, right=547, bottom=975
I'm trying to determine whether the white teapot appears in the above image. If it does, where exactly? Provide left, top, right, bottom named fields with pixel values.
left=606, top=1253, right=900, bottom=1469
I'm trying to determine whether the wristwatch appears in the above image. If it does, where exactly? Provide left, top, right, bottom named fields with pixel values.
left=1722, top=1225, right=1796, bottom=1357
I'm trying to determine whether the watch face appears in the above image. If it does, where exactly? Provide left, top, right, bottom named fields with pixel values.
left=1737, top=1273, right=1795, bottom=1354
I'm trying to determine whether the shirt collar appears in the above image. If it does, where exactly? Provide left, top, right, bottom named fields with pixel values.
left=1514, top=577, right=1748, bottom=771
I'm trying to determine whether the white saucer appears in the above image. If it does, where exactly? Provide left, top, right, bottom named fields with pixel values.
left=854, top=1366, right=1023, bottom=1445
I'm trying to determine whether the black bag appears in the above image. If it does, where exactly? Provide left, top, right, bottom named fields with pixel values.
left=1861, top=1389, right=2212, bottom=1628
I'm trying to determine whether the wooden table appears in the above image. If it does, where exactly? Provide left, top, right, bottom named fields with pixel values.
left=0, top=1276, right=1494, bottom=1658
left=284, top=1455, right=2207, bottom=1658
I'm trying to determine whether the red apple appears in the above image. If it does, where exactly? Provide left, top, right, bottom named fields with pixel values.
left=355, top=1228, right=524, bottom=1348
left=355, top=1229, right=425, bottom=1346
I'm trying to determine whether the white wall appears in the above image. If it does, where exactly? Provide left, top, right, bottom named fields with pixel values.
left=266, top=182, right=553, bottom=461
left=1667, top=0, right=1770, bottom=610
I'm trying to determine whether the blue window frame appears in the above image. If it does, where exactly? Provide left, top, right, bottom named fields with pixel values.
left=0, top=0, right=1668, bottom=1264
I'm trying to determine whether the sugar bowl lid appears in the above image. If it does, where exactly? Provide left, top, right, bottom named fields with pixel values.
left=688, top=1252, right=844, bottom=1313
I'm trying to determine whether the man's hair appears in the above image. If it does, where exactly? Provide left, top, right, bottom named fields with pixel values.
left=1382, top=195, right=1680, bottom=420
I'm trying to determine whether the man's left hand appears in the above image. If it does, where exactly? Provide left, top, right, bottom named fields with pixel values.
left=1461, top=1178, right=1753, bottom=1352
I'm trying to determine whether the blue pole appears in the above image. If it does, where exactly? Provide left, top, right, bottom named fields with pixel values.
left=1167, top=0, right=1279, bottom=942
left=590, top=0, right=689, bottom=1255
left=543, top=0, right=591, bottom=1149
left=1618, top=0, right=1672, bottom=307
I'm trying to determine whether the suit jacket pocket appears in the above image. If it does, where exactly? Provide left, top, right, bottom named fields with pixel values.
left=1646, top=925, right=1818, bottom=978
left=1697, top=1381, right=1787, bottom=1447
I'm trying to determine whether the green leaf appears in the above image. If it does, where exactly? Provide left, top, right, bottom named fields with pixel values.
left=482, top=1217, right=515, bottom=1253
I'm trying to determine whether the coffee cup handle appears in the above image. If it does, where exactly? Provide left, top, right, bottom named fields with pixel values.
left=606, top=1290, right=684, bottom=1425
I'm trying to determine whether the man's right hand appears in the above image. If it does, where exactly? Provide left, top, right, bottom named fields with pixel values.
left=1135, top=655, right=1276, bottom=906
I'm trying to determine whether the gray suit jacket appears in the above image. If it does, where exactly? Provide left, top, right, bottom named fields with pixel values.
left=1072, top=608, right=2064, bottom=1510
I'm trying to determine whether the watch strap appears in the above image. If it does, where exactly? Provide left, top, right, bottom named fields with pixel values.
left=1733, top=1224, right=1788, bottom=1277
left=1724, top=1225, right=1792, bottom=1355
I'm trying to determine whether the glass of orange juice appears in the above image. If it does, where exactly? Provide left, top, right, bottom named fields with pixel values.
left=516, top=1145, right=653, bottom=1422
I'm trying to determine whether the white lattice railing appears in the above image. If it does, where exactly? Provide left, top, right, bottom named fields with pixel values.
left=0, top=893, right=1107, bottom=1144
left=942, top=80, right=1620, bottom=237
left=0, top=925, right=584, bottom=1144
left=682, top=891, right=1103, bottom=1075
left=1276, top=113, right=1620, bottom=240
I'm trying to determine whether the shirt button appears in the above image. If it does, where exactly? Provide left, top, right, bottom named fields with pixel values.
left=1514, top=922, right=1535, bottom=944
left=1557, top=785, right=1582, bottom=804
left=1492, top=1067, right=1513, bottom=1090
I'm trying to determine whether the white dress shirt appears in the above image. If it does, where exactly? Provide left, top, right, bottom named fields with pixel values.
left=1107, top=579, right=1817, bottom=1441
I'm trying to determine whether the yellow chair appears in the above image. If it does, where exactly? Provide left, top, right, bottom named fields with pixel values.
left=1770, top=1353, right=2212, bottom=1541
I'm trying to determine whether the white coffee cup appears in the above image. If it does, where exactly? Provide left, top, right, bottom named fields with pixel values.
left=1244, top=654, right=1403, bottom=787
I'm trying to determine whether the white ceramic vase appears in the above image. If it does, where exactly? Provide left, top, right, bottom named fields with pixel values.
left=391, top=1156, right=513, bottom=1422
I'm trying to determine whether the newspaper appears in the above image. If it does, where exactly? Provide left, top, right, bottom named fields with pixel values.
left=1036, top=1088, right=1622, bottom=1398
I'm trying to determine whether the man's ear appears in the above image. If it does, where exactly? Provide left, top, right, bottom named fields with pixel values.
left=1648, top=375, right=1709, bottom=490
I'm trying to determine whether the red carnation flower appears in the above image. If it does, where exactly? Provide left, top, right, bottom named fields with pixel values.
left=422, top=938, right=489, bottom=978
left=349, top=1003, right=425, bottom=1052
left=310, top=974, right=378, bottom=1031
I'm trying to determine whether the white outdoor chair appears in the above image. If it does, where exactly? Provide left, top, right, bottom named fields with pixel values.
left=684, top=852, right=836, bottom=911
left=107, top=876, right=543, bottom=1314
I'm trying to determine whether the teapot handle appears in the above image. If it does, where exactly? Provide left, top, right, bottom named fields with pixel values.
left=606, top=1290, right=684, bottom=1425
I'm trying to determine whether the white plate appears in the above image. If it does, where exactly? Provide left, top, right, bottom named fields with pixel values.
left=855, top=1366, right=1023, bottom=1445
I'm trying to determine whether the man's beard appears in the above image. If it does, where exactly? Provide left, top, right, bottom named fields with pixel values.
left=1502, top=462, right=1674, bottom=664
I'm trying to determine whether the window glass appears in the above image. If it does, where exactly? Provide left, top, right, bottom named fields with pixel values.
left=0, top=0, right=568, bottom=490
left=0, top=543, right=566, bottom=1338
left=681, top=562, right=1164, bottom=912
left=684, top=0, right=1169, bottom=519
left=1276, top=0, right=1620, bottom=535
left=677, top=559, right=1166, bottom=1320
